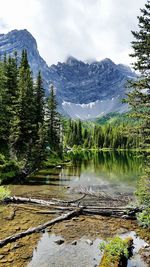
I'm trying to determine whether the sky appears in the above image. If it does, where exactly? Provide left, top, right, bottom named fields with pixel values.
left=0, top=0, right=146, bottom=66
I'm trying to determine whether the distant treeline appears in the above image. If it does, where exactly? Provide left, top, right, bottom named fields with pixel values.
left=64, top=119, right=140, bottom=149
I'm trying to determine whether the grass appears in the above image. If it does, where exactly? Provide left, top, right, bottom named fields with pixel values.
left=0, top=186, right=11, bottom=201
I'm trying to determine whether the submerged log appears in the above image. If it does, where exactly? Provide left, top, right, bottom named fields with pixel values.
left=11, top=204, right=62, bottom=214
left=0, top=208, right=83, bottom=248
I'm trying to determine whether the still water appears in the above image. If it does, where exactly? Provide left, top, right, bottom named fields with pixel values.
left=10, top=150, right=144, bottom=199
left=1, top=151, right=149, bottom=267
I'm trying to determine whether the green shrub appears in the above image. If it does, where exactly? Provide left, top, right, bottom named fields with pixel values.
left=0, top=154, right=6, bottom=165
left=135, top=175, right=150, bottom=206
left=0, top=186, right=11, bottom=201
left=137, top=208, right=150, bottom=228
left=99, top=236, right=131, bottom=267
left=0, top=154, right=20, bottom=183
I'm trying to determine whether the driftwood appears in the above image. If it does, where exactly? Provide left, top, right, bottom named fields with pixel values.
left=4, top=196, right=141, bottom=218
left=52, top=193, right=86, bottom=203
left=0, top=208, right=82, bottom=248
left=0, top=194, right=142, bottom=248
left=11, top=205, right=62, bottom=214
left=4, top=196, right=57, bottom=206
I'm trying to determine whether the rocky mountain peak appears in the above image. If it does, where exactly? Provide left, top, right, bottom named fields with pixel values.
left=66, top=56, right=85, bottom=66
left=0, top=29, right=137, bottom=119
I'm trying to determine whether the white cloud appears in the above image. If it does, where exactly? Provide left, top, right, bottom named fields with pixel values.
left=0, top=0, right=146, bottom=66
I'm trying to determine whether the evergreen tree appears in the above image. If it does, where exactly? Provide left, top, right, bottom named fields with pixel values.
left=46, top=85, right=61, bottom=152
left=127, top=0, right=150, bottom=148
left=17, top=50, right=36, bottom=154
left=126, top=0, right=150, bottom=227
left=34, top=71, right=45, bottom=129
left=77, top=120, right=82, bottom=145
left=0, top=62, right=8, bottom=147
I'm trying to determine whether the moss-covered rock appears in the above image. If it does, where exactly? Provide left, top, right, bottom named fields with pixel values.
left=99, top=236, right=133, bottom=267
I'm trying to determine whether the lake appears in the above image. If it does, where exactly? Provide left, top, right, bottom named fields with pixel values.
left=0, top=151, right=149, bottom=267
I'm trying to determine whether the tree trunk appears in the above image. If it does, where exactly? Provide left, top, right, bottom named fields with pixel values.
left=0, top=208, right=82, bottom=248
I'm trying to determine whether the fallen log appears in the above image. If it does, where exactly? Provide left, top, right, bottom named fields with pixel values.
left=4, top=196, right=57, bottom=206
left=4, top=195, right=85, bottom=208
left=83, top=209, right=124, bottom=217
left=0, top=208, right=83, bottom=248
left=52, top=193, right=86, bottom=203
left=4, top=196, right=141, bottom=219
left=11, top=205, right=62, bottom=214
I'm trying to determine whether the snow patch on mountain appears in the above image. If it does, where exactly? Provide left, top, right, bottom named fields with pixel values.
left=62, top=97, right=128, bottom=120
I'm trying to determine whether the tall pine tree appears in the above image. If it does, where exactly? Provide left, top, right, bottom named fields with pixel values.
left=127, top=0, right=150, bottom=148
left=126, top=0, right=150, bottom=227
left=46, top=85, right=61, bottom=152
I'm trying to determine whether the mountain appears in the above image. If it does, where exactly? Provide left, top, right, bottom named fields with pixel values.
left=50, top=56, right=136, bottom=104
left=0, top=29, right=51, bottom=93
left=0, top=29, right=137, bottom=120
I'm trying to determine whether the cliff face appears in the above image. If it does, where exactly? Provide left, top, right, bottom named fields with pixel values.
left=0, top=29, right=137, bottom=119
left=0, top=29, right=51, bottom=94
left=49, top=56, right=136, bottom=104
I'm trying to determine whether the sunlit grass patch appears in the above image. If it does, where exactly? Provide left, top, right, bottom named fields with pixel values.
left=0, top=186, right=11, bottom=201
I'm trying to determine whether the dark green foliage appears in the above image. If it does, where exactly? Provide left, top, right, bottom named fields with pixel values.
left=64, top=118, right=139, bottom=149
left=46, top=85, right=62, bottom=153
left=34, top=71, right=45, bottom=128
left=17, top=50, right=36, bottom=152
left=0, top=154, right=20, bottom=183
left=0, top=50, right=62, bottom=182
left=126, top=1, right=150, bottom=227
left=96, top=112, right=140, bottom=126
left=126, top=0, right=150, bottom=149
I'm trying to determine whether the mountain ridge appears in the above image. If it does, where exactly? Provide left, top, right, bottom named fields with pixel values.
left=0, top=29, right=137, bottom=119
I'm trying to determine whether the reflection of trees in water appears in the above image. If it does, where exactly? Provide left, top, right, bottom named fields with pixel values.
left=94, top=151, right=144, bottom=179
left=69, top=151, right=144, bottom=181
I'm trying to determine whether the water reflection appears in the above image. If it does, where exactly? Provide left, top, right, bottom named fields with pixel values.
left=28, top=231, right=148, bottom=267
left=65, top=151, right=144, bottom=183
left=9, top=151, right=145, bottom=199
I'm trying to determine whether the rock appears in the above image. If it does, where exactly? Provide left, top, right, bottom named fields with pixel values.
left=8, top=259, right=14, bottom=263
left=85, top=239, right=93, bottom=246
left=71, top=240, right=77, bottom=245
left=11, top=243, right=24, bottom=250
left=72, top=217, right=79, bottom=221
left=54, top=239, right=65, bottom=245
left=14, top=226, right=21, bottom=231
left=116, top=227, right=128, bottom=235
left=0, top=259, right=7, bottom=263
left=21, top=254, right=32, bottom=260
left=79, top=218, right=85, bottom=221
left=2, top=247, right=10, bottom=253
left=140, top=247, right=150, bottom=264
left=0, top=30, right=137, bottom=119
